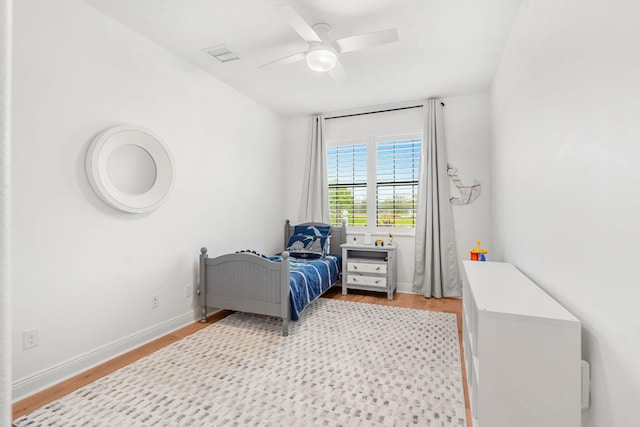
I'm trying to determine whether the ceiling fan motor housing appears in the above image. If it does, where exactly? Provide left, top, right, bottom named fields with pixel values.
left=312, top=23, right=332, bottom=41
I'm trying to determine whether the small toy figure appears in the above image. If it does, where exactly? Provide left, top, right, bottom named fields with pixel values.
left=388, top=233, right=394, bottom=245
left=375, top=239, right=384, bottom=247
left=470, top=240, right=488, bottom=261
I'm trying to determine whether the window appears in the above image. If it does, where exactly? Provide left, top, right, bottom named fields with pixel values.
left=376, top=138, right=421, bottom=228
left=327, top=142, right=368, bottom=227
left=327, top=134, right=421, bottom=229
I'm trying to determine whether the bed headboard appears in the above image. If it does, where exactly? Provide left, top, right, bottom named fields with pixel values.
left=284, top=219, right=347, bottom=257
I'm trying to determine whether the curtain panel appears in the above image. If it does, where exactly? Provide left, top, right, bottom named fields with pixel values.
left=299, top=115, right=330, bottom=223
left=412, top=100, right=461, bottom=298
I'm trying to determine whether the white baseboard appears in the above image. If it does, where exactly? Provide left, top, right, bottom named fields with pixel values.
left=396, top=282, right=416, bottom=294
left=12, top=309, right=203, bottom=402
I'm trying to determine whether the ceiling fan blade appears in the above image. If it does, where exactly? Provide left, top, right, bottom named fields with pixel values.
left=259, top=52, right=306, bottom=69
left=328, top=61, right=349, bottom=85
left=276, top=4, right=322, bottom=43
left=335, top=28, right=399, bottom=53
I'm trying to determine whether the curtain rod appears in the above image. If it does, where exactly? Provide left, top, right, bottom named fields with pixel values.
left=324, top=102, right=445, bottom=120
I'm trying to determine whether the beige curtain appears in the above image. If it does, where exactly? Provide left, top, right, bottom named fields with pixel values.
left=412, top=100, right=460, bottom=298
left=299, top=115, right=330, bottom=223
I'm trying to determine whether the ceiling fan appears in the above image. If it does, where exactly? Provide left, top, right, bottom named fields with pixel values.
left=260, top=4, right=399, bottom=82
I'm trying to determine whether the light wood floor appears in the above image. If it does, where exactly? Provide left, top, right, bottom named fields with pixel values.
left=13, top=288, right=471, bottom=426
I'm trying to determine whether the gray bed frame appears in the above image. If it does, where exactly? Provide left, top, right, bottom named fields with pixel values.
left=198, top=220, right=346, bottom=336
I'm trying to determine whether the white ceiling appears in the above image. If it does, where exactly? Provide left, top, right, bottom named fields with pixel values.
left=82, top=0, right=522, bottom=117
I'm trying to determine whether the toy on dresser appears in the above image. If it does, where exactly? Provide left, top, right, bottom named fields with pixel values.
left=470, top=240, right=487, bottom=261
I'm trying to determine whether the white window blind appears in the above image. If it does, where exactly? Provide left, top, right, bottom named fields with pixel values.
left=327, top=142, right=368, bottom=227
left=376, top=138, right=421, bottom=228
left=327, top=135, right=421, bottom=229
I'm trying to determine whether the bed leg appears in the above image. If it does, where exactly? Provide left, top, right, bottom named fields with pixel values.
left=200, top=307, right=207, bottom=323
left=282, top=318, right=289, bottom=336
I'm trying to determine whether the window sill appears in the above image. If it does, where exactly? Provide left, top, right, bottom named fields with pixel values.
left=347, top=230, right=416, bottom=238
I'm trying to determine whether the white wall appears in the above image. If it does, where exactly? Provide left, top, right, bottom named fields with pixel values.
left=12, top=0, right=284, bottom=399
left=491, top=0, right=640, bottom=425
left=445, top=95, right=492, bottom=269
left=0, top=0, right=12, bottom=422
left=284, top=93, right=492, bottom=291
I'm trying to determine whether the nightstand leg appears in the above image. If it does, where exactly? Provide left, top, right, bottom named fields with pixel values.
left=387, top=291, right=393, bottom=300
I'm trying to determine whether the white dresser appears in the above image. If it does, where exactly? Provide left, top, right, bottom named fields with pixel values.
left=340, top=244, right=397, bottom=300
left=462, top=260, right=582, bottom=427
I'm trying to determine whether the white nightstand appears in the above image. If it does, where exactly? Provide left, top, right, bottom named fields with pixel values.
left=340, top=243, right=397, bottom=300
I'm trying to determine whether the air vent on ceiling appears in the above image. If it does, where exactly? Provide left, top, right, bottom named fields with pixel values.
left=204, top=45, right=239, bottom=63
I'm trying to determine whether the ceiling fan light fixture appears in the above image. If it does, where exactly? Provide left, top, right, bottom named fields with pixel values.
left=305, top=45, right=337, bottom=72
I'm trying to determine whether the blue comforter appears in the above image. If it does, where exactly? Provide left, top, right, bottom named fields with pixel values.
left=268, top=254, right=341, bottom=320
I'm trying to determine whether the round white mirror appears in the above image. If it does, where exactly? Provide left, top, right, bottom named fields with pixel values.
left=108, top=144, right=157, bottom=195
left=86, top=125, right=175, bottom=213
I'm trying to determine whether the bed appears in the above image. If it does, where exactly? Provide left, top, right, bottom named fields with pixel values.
left=198, top=220, right=346, bottom=335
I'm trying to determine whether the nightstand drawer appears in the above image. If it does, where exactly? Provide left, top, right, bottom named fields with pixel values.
left=346, top=274, right=387, bottom=288
left=347, top=261, right=387, bottom=274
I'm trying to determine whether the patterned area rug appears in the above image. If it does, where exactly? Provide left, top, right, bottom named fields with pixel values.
left=15, top=299, right=466, bottom=426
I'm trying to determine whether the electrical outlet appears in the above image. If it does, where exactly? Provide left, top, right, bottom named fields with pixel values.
left=23, top=328, right=39, bottom=350
left=151, top=295, right=159, bottom=309
left=185, top=283, right=193, bottom=298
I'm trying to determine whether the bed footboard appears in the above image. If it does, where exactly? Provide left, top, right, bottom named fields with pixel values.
left=198, top=248, right=291, bottom=336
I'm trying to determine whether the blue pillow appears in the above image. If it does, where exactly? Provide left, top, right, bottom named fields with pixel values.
left=292, top=225, right=331, bottom=254
left=286, top=233, right=327, bottom=259
left=293, top=225, right=331, bottom=237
